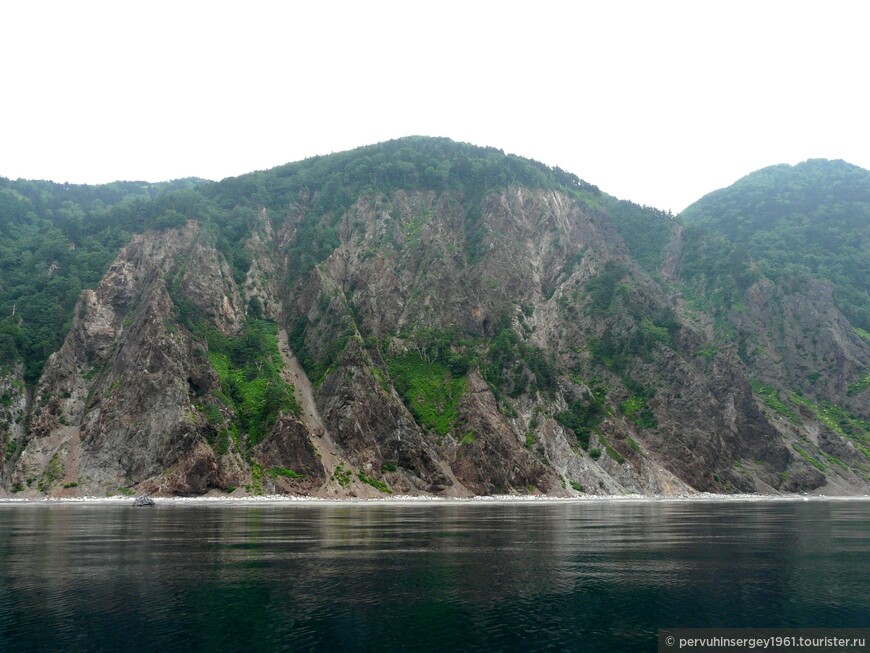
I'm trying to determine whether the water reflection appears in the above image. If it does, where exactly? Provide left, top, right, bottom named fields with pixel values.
left=1, top=501, right=868, bottom=651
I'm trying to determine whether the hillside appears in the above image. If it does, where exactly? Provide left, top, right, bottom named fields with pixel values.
left=680, top=159, right=870, bottom=330
left=1, top=138, right=868, bottom=497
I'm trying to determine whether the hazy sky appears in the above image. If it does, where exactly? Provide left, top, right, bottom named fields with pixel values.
left=2, top=1, right=868, bottom=213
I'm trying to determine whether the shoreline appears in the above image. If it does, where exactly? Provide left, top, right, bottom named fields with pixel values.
left=1, top=493, right=869, bottom=506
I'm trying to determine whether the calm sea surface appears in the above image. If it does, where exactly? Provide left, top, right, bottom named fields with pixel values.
left=1, top=499, right=868, bottom=651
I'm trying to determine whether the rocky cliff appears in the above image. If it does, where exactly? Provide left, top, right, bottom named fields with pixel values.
left=1, top=139, right=868, bottom=497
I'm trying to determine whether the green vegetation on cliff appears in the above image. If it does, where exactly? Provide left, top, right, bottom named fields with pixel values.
left=482, top=328, right=558, bottom=398
left=556, top=382, right=608, bottom=450
left=207, top=319, right=301, bottom=450
left=386, top=352, right=466, bottom=436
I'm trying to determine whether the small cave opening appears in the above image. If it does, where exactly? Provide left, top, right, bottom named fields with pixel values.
left=187, top=376, right=204, bottom=396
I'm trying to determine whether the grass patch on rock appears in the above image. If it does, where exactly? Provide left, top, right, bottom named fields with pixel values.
left=386, top=352, right=465, bottom=435
left=207, top=319, right=301, bottom=450
left=357, top=471, right=392, bottom=494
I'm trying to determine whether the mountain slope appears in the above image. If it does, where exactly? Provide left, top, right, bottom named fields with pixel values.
left=672, top=160, right=870, bottom=491
left=680, top=159, right=870, bottom=330
left=1, top=139, right=868, bottom=497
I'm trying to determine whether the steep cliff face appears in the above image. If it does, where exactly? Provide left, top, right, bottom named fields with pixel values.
left=738, top=277, right=870, bottom=415
left=281, top=187, right=707, bottom=497
left=2, top=142, right=868, bottom=497
left=725, top=278, right=870, bottom=493
left=279, top=185, right=852, bottom=497
left=6, top=223, right=247, bottom=495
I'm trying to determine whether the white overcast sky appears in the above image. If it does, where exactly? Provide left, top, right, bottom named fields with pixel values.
left=2, top=0, right=868, bottom=213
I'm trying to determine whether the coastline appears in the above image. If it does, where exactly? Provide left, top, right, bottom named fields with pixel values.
left=1, top=493, right=869, bottom=506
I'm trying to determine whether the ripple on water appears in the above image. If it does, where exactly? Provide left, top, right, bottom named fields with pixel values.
left=1, top=500, right=869, bottom=651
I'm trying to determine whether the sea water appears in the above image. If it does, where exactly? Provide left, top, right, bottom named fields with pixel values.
left=1, top=498, right=868, bottom=651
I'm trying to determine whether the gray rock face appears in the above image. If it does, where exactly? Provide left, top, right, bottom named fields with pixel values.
left=738, top=277, right=870, bottom=416
left=5, top=223, right=248, bottom=497
left=133, top=495, right=155, bottom=507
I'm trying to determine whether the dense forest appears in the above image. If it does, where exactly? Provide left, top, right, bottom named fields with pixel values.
left=680, top=159, right=870, bottom=330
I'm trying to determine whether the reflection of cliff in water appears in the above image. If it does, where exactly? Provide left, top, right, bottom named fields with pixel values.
left=1, top=501, right=869, bottom=651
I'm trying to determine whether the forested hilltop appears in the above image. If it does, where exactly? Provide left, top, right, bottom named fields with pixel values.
left=680, top=159, right=870, bottom=331
left=1, top=138, right=868, bottom=498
